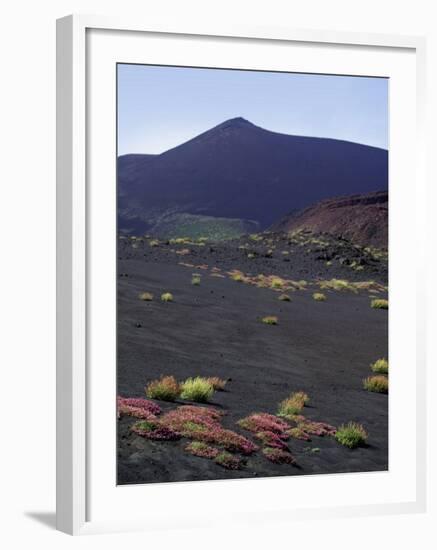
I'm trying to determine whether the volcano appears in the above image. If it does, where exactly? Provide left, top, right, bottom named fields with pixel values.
left=117, top=117, right=388, bottom=235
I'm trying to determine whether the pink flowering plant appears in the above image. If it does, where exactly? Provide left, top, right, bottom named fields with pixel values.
left=254, top=430, right=289, bottom=450
left=160, top=406, right=258, bottom=455
left=262, top=447, right=297, bottom=465
left=185, top=441, right=220, bottom=459
left=238, top=413, right=290, bottom=436
left=130, top=420, right=180, bottom=441
left=117, top=396, right=161, bottom=419
left=214, top=451, right=242, bottom=470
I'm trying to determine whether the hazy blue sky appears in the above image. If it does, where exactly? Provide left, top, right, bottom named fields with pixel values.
left=118, top=64, right=388, bottom=155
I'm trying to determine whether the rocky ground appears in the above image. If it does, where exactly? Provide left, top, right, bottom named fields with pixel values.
left=117, top=231, right=388, bottom=484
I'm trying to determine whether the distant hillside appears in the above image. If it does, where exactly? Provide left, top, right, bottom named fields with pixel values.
left=117, top=117, right=388, bottom=235
left=271, top=191, right=388, bottom=248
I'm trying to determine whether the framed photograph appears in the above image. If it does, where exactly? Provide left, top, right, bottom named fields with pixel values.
left=56, top=14, right=427, bottom=535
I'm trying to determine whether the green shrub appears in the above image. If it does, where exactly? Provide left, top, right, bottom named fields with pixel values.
left=363, top=375, right=388, bottom=393
left=313, top=292, right=327, bottom=302
left=180, top=377, right=214, bottom=403
left=139, top=292, right=154, bottom=301
left=371, top=358, right=388, bottom=374
left=145, top=375, right=180, bottom=401
left=335, top=422, right=368, bottom=448
left=261, top=316, right=278, bottom=325
left=191, top=274, right=201, bottom=286
left=161, top=292, right=174, bottom=302
left=371, top=299, right=388, bottom=309
left=278, top=294, right=291, bottom=302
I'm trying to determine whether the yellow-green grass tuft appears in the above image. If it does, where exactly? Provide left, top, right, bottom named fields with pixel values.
left=371, top=358, right=388, bottom=374
left=145, top=375, right=180, bottom=401
left=261, top=316, right=278, bottom=325
left=318, top=278, right=356, bottom=292
left=313, top=292, right=327, bottom=302
left=230, top=272, right=244, bottom=282
left=180, top=377, right=214, bottom=403
left=363, top=375, right=388, bottom=394
left=278, top=391, right=309, bottom=417
left=335, top=422, right=368, bottom=448
left=191, top=274, right=201, bottom=286
left=270, top=278, right=284, bottom=289
left=139, top=292, right=154, bottom=301
left=161, top=292, right=174, bottom=302
left=371, top=298, right=388, bottom=309
left=278, top=294, right=291, bottom=302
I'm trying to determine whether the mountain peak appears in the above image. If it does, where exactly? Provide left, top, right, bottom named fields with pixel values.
left=215, top=117, right=255, bottom=129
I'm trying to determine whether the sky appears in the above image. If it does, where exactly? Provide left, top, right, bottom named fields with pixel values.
left=117, top=64, right=388, bottom=156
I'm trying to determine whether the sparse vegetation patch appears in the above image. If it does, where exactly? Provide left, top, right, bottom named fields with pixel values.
left=261, top=316, right=278, bottom=325
left=238, top=413, right=290, bottom=436
left=371, top=298, right=388, bottom=309
left=214, top=451, right=242, bottom=470
left=262, top=447, right=296, bottom=465
left=161, top=292, right=174, bottom=302
left=335, top=422, right=368, bottom=448
left=288, top=417, right=336, bottom=439
left=131, top=420, right=180, bottom=441
left=371, top=358, right=388, bottom=374
left=313, top=292, right=327, bottom=301
left=185, top=441, right=219, bottom=459
left=363, top=375, right=388, bottom=393
left=139, top=291, right=154, bottom=301
left=278, top=391, right=309, bottom=417
left=117, top=396, right=161, bottom=419
left=205, top=376, right=227, bottom=391
left=145, top=375, right=180, bottom=401
left=180, top=377, right=214, bottom=403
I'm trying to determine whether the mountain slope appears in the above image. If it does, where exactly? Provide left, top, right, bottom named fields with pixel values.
left=117, top=117, right=388, bottom=235
left=271, top=191, right=388, bottom=248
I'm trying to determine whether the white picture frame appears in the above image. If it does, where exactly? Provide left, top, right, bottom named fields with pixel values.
left=56, top=14, right=427, bottom=535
